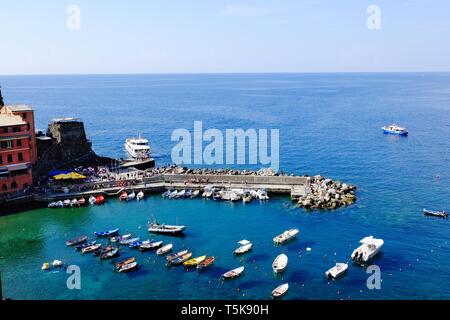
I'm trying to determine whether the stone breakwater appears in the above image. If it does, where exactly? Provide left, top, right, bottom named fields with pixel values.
left=299, top=175, right=357, bottom=210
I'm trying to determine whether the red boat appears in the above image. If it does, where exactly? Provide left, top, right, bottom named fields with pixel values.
left=119, top=192, right=128, bottom=201
left=96, top=195, right=105, bottom=205
left=197, top=256, right=215, bottom=270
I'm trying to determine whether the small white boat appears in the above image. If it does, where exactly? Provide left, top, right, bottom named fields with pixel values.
left=222, top=266, right=245, bottom=279
left=325, top=263, right=348, bottom=279
left=168, top=190, right=178, bottom=199
left=111, top=234, right=132, bottom=243
left=423, top=208, right=448, bottom=218
left=351, top=236, right=384, bottom=263
left=176, top=190, right=185, bottom=199
left=52, top=260, right=63, bottom=268
left=148, top=223, right=186, bottom=235
left=137, top=191, right=145, bottom=201
left=272, top=283, right=289, bottom=298
left=242, top=193, right=252, bottom=203
left=120, top=237, right=140, bottom=245
left=48, top=202, right=57, bottom=208
left=234, top=240, right=252, bottom=255
left=162, top=190, right=171, bottom=198
left=203, top=185, right=216, bottom=198
left=70, top=198, right=79, bottom=207
left=190, top=190, right=200, bottom=199
left=118, top=261, right=139, bottom=273
left=157, top=243, right=173, bottom=255
left=382, top=124, right=408, bottom=136
left=257, top=189, right=269, bottom=201
left=41, top=262, right=50, bottom=271
left=272, top=254, right=288, bottom=273
left=127, top=191, right=136, bottom=201
left=230, top=192, right=241, bottom=202
left=88, top=196, right=96, bottom=205
left=273, top=229, right=299, bottom=245
left=63, top=199, right=71, bottom=207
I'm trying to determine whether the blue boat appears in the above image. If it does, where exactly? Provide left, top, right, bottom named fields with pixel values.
left=94, top=228, right=119, bottom=238
left=129, top=240, right=150, bottom=248
left=75, top=241, right=96, bottom=250
left=382, top=124, right=408, bottom=136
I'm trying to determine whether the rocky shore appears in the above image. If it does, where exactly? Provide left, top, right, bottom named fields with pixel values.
left=298, top=175, right=357, bottom=210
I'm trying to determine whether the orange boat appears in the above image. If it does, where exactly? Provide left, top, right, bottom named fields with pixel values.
left=115, top=257, right=136, bottom=270
left=119, top=192, right=128, bottom=201
left=96, top=195, right=105, bottom=205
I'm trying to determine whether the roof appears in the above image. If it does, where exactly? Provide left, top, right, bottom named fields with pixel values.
left=3, top=105, right=33, bottom=112
left=0, top=113, right=26, bottom=127
left=50, top=118, right=81, bottom=123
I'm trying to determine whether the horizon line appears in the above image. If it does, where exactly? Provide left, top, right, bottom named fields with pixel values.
left=1, top=71, right=450, bottom=77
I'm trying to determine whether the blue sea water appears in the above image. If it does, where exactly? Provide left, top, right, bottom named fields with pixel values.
left=0, top=73, right=450, bottom=300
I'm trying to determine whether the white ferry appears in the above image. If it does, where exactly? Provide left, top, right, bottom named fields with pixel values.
left=124, top=135, right=151, bottom=159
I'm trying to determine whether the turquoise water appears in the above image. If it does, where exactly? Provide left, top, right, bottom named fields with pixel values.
left=1, top=73, right=450, bottom=300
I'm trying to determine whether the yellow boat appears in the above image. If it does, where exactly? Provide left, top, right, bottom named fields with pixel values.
left=183, top=255, right=206, bottom=268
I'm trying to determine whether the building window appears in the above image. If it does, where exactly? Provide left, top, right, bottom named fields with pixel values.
left=17, top=139, right=22, bottom=147
left=2, top=128, right=7, bottom=133
left=18, top=153, right=23, bottom=161
left=0, top=141, right=6, bottom=149
left=22, top=113, right=27, bottom=119
left=2, top=184, right=7, bottom=192
left=13, top=126, right=21, bottom=133
left=7, top=154, right=13, bottom=163
left=11, top=181, right=17, bottom=190
left=27, top=123, right=30, bottom=130
left=6, top=140, right=12, bottom=148
left=0, top=155, right=2, bottom=164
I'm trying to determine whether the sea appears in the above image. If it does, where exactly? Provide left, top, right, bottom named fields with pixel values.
left=0, top=73, right=450, bottom=300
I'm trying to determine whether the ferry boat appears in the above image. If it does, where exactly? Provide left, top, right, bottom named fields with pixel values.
left=382, top=124, right=408, bottom=136
left=124, top=135, right=151, bottom=159
left=351, top=236, right=384, bottom=263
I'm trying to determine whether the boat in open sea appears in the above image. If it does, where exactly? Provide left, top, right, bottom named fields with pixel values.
left=272, top=283, right=289, bottom=298
left=273, top=229, right=299, bottom=245
left=325, top=263, right=348, bottom=279
left=170, top=252, right=193, bottom=265
left=124, top=135, right=151, bottom=160
left=148, top=223, right=186, bottom=235
left=272, top=254, right=288, bottom=273
left=382, top=124, right=408, bottom=136
left=66, top=235, right=88, bottom=246
left=118, top=261, right=139, bottom=273
left=234, top=240, right=252, bottom=255
left=95, top=228, right=119, bottom=238
left=222, top=266, right=245, bottom=279
left=423, top=208, right=448, bottom=218
left=115, top=257, right=136, bottom=270
left=156, top=243, right=173, bottom=255
left=139, top=241, right=163, bottom=251
left=351, top=236, right=384, bottom=263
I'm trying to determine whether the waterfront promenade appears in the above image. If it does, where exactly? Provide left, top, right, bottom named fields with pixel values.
left=34, top=173, right=310, bottom=202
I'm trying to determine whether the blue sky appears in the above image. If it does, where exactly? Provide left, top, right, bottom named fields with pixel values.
left=0, top=0, right=449, bottom=74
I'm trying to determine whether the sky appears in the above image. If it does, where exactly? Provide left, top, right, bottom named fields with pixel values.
left=0, top=0, right=449, bottom=74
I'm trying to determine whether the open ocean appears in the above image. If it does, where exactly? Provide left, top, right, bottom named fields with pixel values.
left=1, top=73, right=450, bottom=300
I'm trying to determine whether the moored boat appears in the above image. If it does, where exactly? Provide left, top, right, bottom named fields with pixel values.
left=382, top=124, right=408, bottom=136
left=81, top=243, right=102, bottom=254
left=148, top=223, right=186, bottom=235
left=166, top=250, right=189, bottom=262
left=162, top=190, right=171, bottom=198
left=272, top=283, right=289, bottom=298
left=351, top=236, right=384, bottom=263
left=129, top=239, right=150, bottom=248
left=118, top=261, right=139, bottom=273
left=183, top=255, right=206, bottom=268
left=273, top=229, right=299, bottom=245
left=423, top=208, right=448, bottom=218
left=190, top=190, right=200, bottom=199
left=94, top=228, right=119, bottom=238
left=272, top=254, right=288, bottom=273
left=176, top=190, right=185, bottom=199
left=94, top=245, right=114, bottom=256
left=119, top=192, right=128, bottom=201
left=256, top=189, right=269, bottom=201
left=127, top=191, right=136, bottom=201
left=171, top=252, right=193, bottom=265
left=184, top=189, right=193, bottom=198
left=137, top=191, right=145, bottom=200
left=96, top=195, right=105, bottom=205
left=138, top=241, right=163, bottom=251
left=88, top=196, right=96, bottom=205
left=222, top=266, right=245, bottom=279
left=119, top=237, right=140, bottom=245
left=115, top=257, right=136, bottom=270
left=156, top=243, right=173, bottom=255
left=78, top=198, right=86, bottom=206
left=111, top=234, right=132, bottom=243
left=75, top=241, right=96, bottom=250
left=325, top=263, right=348, bottom=279
left=70, top=198, right=79, bottom=207
left=48, top=202, right=57, bottom=208
left=99, top=248, right=120, bottom=260
left=168, top=190, right=178, bottom=199
left=234, top=240, right=252, bottom=255
left=197, top=256, right=215, bottom=270
left=52, top=260, right=63, bottom=268
left=242, top=192, right=252, bottom=203
left=66, top=235, right=88, bottom=246
left=63, top=199, right=71, bottom=207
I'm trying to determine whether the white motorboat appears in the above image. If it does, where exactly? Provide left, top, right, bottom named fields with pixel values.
left=242, top=192, right=252, bottom=203
left=273, top=229, right=299, bottom=245
left=63, top=199, right=71, bottom=207
left=256, top=189, right=269, bottom=201
left=148, top=223, right=186, bottom=235
left=222, top=266, right=245, bottom=279
left=136, top=191, right=145, bottom=200
left=203, top=185, right=216, bottom=198
left=272, top=283, right=289, bottom=298
left=162, top=190, right=171, bottom=198
left=111, top=234, right=132, bottom=243
left=382, top=124, right=408, bottom=136
left=127, top=191, right=136, bottom=201
left=351, top=236, right=384, bottom=263
left=124, top=135, right=151, bottom=159
left=176, top=190, right=185, bottom=199
left=70, top=198, right=79, bottom=207
left=156, top=243, right=173, bottom=255
left=190, top=190, right=200, bottom=199
left=272, top=254, right=288, bottom=273
left=234, top=240, right=252, bottom=255
left=48, top=202, right=57, bottom=208
left=325, top=263, right=348, bottom=279
left=52, top=260, right=63, bottom=268
left=168, top=190, right=178, bottom=199
left=230, top=192, right=241, bottom=202
left=221, top=191, right=231, bottom=201
left=88, top=196, right=96, bottom=205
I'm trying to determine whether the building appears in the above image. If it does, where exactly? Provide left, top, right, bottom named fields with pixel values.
left=0, top=104, right=37, bottom=197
